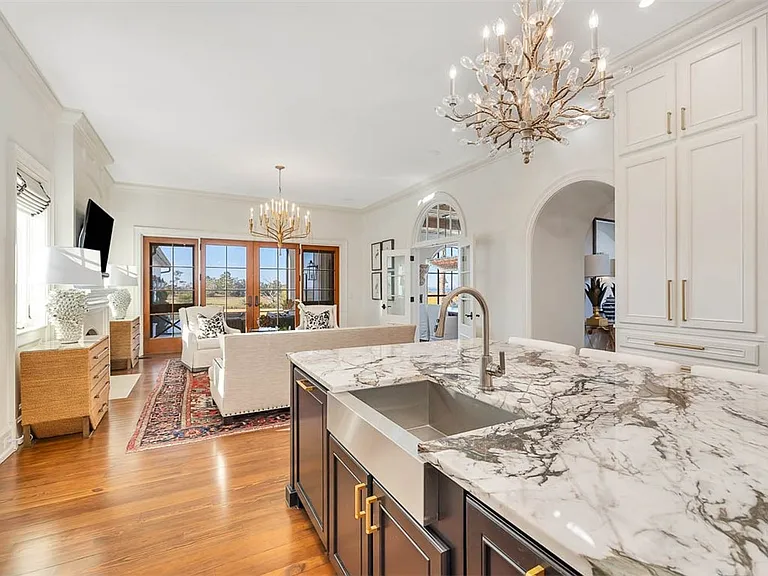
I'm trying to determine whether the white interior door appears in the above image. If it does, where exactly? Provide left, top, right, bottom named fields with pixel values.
left=677, top=123, right=757, bottom=332
left=457, top=240, right=475, bottom=340
left=676, top=25, right=756, bottom=137
left=615, top=61, right=677, bottom=155
left=382, top=249, right=412, bottom=325
left=616, top=145, right=677, bottom=327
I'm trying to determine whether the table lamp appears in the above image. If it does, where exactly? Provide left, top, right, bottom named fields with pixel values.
left=105, top=264, right=138, bottom=320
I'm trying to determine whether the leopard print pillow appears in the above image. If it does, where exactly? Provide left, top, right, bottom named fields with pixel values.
left=303, top=309, right=331, bottom=330
left=198, top=312, right=227, bottom=338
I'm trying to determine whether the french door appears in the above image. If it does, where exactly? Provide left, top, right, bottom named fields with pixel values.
left=142, top=237, right=199, bottom=355
left=200, top=240, right=337, bottom=332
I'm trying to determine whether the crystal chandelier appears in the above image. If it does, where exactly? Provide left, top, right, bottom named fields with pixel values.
left=436, top=0, right=630, bottom=164
left=249, top=165, right=311, bottom=247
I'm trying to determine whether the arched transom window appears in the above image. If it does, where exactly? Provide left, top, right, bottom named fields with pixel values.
left=418, top=203, right=462, bottom=243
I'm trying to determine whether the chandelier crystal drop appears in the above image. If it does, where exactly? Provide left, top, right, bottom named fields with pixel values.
left=436, top=0, right=632, bottom=164
left=249, top=165, right=311, bottom=247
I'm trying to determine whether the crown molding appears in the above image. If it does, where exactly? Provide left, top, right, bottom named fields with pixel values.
left=612, top=0, right=767, bottom=79
left=113, top=181, right=361, bottom=213
left=0, top=10, right=61, bottom=116
left=60, top=109, right=114, bottom=167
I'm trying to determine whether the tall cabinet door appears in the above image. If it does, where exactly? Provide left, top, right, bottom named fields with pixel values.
left=615, top=61, right=677, bottom=155
left=677, top=124, right=757, bottom=332
left=677, top=25, right=756, bottom=137
left=616, top=146, right=677, bottom=327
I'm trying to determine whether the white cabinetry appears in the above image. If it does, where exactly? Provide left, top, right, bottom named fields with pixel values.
left=614, top=15, right=766, bottom=369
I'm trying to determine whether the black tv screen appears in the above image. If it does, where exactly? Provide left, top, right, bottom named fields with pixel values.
left=78, top=199, right=114, bottom=274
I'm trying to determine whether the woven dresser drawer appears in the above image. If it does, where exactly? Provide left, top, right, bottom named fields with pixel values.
left=89, top=338, right=111, bottom=371
left=110, top=317, right=140, bottom=370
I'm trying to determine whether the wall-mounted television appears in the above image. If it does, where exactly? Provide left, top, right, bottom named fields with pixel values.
left=78, top=199, right=114, bottom=274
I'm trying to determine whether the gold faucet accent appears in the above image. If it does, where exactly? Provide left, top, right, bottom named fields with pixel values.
left=435, top=287, right=505, bottom=393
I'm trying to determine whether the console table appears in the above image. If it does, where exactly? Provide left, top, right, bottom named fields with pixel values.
left=110, top=316, right=140, bottom=371
left=20, top=335, right=111, bottom=446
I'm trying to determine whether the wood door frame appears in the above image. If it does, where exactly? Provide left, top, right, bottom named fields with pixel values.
left=142, top=236, right=200, bottom=355
left=299, top=244, right=341, bottom=324
left=200, top=238, right=256, bottom=331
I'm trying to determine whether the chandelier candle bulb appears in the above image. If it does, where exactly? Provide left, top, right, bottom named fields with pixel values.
left=589, top=10, right=599, bottom=53
left=449, top=65, right=457, bottom=96
left=482, top=25, right=490, bottom=53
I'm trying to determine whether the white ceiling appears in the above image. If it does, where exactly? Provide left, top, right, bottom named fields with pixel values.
left=2, top=1, right=715, bottom=208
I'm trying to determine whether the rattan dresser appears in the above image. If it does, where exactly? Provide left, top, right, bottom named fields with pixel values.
left=20, top=335, right=111, bottom=446
left=110, top=316, right=140, bottom=371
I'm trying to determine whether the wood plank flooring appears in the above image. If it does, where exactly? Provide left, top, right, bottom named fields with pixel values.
left=0, top=355, right=334, bottom=576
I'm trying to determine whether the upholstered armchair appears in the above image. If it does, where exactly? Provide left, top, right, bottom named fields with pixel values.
left=179, top=306, right=240, bottom=371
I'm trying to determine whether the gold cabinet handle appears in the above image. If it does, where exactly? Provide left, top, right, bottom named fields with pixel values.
left=666, top=111, right=672, bottom=135
left=297, top=379, right=315, bottom=392
left=365, top=495, right=379, bottom=534
left=526, top=566, right=546, bottom=576
left=666, top=279, right=672, bottom=321
left=354, top=483, right=366, bottom=520
left=681, top=279, right=688, bottom=322
left=680, top=107, right=687, bottom=131
left=654, top=341, right=705, bottom=351
left=92, top=347, right=109, bottom=361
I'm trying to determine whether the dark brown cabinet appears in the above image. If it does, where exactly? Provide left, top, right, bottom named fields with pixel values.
left=370, top=480, right=450, bottom=576
left=466, top=496, right=575, bottom=576
left=329, top=436, right=370, bottom=576
left=293, top=368, right=328, bottom=548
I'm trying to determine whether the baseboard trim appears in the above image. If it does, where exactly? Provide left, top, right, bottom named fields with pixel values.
left=0, top=428, right=17, bottom=464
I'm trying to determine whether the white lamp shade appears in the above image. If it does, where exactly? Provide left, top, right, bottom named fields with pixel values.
left=585, top=253, right=611, bottom=278
left=33, top=247, right=104, bottom=286
left=105, top=264, right=138, bottom=287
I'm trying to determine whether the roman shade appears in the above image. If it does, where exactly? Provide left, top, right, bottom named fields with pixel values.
left=16, top=168, right=51, bottom=216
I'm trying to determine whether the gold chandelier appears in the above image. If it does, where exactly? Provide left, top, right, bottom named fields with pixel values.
left=437, top=0, right=631, bottom=164
left=249, top=165, right=311, bottom=247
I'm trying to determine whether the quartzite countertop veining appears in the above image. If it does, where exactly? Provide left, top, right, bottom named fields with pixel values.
left=288, top=339, right=768, bottom=576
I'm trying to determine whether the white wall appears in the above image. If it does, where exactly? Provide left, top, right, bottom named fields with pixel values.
left=352, top=119, right=614, bottom=341
left=531, top=181, right=615, bottom=350
left=109, top=184, right=363, bottom=326
left=0, top=13, right=59, bottom=461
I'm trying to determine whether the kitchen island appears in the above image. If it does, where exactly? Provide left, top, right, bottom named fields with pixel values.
left=287, top=338, right=768, bottom=576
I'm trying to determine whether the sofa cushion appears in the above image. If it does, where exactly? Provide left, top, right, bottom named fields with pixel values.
left=197, top=337, right=221, bottom=351
left=298, top=302, right=338, bottom=329
left=304, top=309, right=332, bottom=330
left=198, top=312, right=227, bottom=338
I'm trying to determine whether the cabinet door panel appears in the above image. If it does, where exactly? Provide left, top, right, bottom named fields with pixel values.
left=616, top=146, right=677, bottom=327
left=295, top=375, right=328, bottom=547
left=466, top=496, right=573, bottom=575
left=615, top=61, right=676, bottom=155
left=677, top=25, right=756, bottom=136
left=678, top=124, right=757, bottom=331
left=329, top=436, right=369, bottom=576
left=371, top=480, right=449, bottom=576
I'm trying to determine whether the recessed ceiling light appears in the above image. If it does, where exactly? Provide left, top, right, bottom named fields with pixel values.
left=639, top=0, right=655, bottom=8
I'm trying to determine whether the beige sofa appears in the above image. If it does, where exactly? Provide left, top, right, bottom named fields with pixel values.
left=209, top=325, right=417, bottom=417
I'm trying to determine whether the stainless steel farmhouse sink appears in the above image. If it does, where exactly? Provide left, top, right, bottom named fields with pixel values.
left=350, top=380, right=515, bottom=442
left=327, top=380, right=517, bottom=526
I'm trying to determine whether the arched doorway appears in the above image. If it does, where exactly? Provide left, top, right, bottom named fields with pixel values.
left=529, top=180, right=615, bottom=350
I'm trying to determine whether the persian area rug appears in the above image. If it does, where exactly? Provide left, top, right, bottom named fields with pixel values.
left=126, top=359, right=289, bottom=453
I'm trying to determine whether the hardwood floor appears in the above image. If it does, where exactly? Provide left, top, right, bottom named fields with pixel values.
left=0, top=355, right=334, bottom=576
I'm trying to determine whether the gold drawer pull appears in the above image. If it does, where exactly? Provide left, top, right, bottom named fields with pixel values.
left=654, top=341, right=705, bottom=351
left=666, top=111, right=672, bottom=135
left=365, top=495, right=379, bottom=534
left=680, top=107, right=687, bottom=131
left=681, top=279, right=688, bottom=321
left=354, top=483, right=366, bottom=520
left=526, top=566, right=545, bottom=576
left=666, top=279, right=672, bottom=321
left=297, top=379, right=315, bottom=392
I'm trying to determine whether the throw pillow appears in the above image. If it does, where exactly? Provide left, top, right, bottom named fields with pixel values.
left=198, top=312, right=227, bottom=338
left=304, top=309, right=331, bottom=330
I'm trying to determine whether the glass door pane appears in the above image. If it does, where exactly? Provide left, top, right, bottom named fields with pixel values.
left=386, top=254, right=407, bottom=318
left=203, top=243, right=248, bottom=332
left=302, top=248, right=336, bottom=305
left=258, top=245, right=297, bottom=330
left=144, top=238, right=198, bottom=354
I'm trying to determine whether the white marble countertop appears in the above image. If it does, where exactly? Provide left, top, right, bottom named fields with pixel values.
left=288, top=339, right=768, bottom=576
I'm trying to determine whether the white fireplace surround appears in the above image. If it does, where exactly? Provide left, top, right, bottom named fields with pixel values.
left=84, top=288, right=111, bottom=337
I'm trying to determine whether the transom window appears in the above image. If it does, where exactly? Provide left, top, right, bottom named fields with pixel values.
left=418, top=203, right=462, bottom=243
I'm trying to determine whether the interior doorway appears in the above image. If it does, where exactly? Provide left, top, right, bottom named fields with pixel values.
left=529, top=180, right=615, bottom=350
